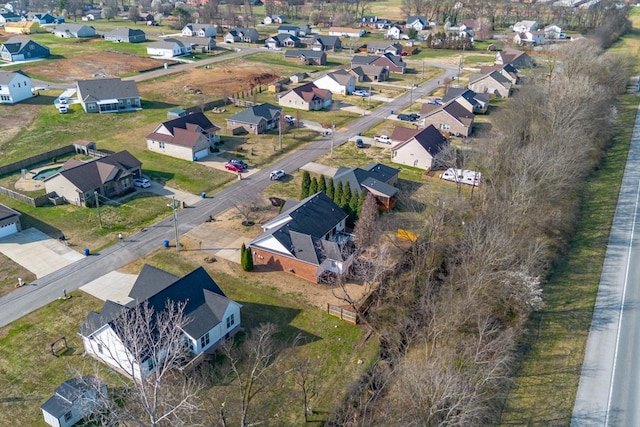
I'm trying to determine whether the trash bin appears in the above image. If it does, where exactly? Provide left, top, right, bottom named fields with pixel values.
left=390, top=110, right=394, bottom=115
left=83, top=248, right=90, bottom=256
left=201, top=192, right=206, bottom=198
left=163, top=240, right=170, bottom=248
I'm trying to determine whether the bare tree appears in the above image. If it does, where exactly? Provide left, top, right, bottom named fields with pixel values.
left=232, top=196, right=260, bottom=225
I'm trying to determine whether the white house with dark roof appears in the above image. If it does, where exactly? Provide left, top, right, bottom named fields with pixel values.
left=103, top=27, right=146, bottom=43
left=146, top=38, right=191, bottom=57
left=249, top=192, right=354, bottom=283
left=311, top=35, right=341, bottom=51
left=265, top=33, right=300, bottom=49
left=0, top=203, right=21, bottom=238
left=80, top=265, right=242, bottom=381
left=76, top=78, right=141, bottom=113
left=0, top=11, right=21, bottom=24
left=406, top=16, right=428, bottom=31
left=366, top=41, right=402, bottom=55
left=41, top=376, right=107, bottom=427
left=512, top=20, right=538, bottom=33
left=226, top=102, right=282, bottom=134
left=52, top=23, right=96, bottom=38
left=278, top=24, right=311, bottom=37
left=278, top=82, right=332, bottom=111
left=146, top=112, right=220, bottom=161
left=386, top=25, right=403, bottom=40
left=224, top=27, right=259, bottom=43
left=181, top=23, right=216, bottom=37
left=332, top=163, right=399, bottom=211
left=313, top=69, right=355, bottom=95
left=390, top=124, right=448, bottom=170
left=0, top=70, right=33, bottom=104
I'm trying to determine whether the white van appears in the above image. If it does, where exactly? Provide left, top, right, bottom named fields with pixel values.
left=57, top=104, right=68, bottom=114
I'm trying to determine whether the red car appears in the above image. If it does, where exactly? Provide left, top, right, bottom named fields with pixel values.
left=225, top=162, right=243, bottom=172
left=401, top=51, right=409, bottom=56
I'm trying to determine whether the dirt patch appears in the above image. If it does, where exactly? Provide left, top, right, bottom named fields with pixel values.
left=19, top=50, right=171, bottom=82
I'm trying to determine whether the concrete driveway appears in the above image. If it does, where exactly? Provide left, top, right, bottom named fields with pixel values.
left=80, top=271, right=137, bottom=304
left=183, top=223, right=248, bottom=264
left=0, top=228, right=84, bottom=278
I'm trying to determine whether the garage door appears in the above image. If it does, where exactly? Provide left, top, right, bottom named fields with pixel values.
left=0, top=222, right=18, bottom=239
left=194, top=149, right=209, bottom=161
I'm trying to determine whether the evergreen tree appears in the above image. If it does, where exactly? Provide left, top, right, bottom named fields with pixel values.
left=240, top=243, right=248, bottom=271
left=357, top=187, right=367, bottom=217
left=245, top=245, right=254, bottom=271
left=349, top=189, right=360, bottom=224
left=326, top=178, right=335, bottom=200
left=318, top=174, right=327, bottom=193
left=300, top=170, right=311, bottom=199
left=341, top=182, right=352, bottom=210
left=334, top=181, right=344, bottom=206
left=309, top=177, right=318, bottom=195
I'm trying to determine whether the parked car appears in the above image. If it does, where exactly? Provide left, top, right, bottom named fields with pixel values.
left=270, top=169, right=286, bottom=180
left=401, top=51, right=409, bottom=56
left=374, top=135, right=391, bottom=144
left=229, top=159, right=248, bottom=169
left=284, top=114, right=296, bottom=123
left=133, top=178, right=151, bottom=188
left=58, top=97, right=68, bottom=105
left=356, top=138, right=364, bottom=148
left=352, top=90, right=370, bottom=97
left=398, top=113, right=419, bottom=121
left=57, top=104, right=68, bottom=114
left=225, top=162, right=244, bottom=172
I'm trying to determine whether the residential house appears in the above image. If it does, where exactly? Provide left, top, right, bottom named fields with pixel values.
left=76, top=78, right=141, bottom=113
left=0, top=70, right=33, bottom=104
left=265, top=33, right=300, bottom=49
left=80, top=265, right=242, bottom=381
left=441, top=87, right=490, bottom=114
left=0, top=11, right=21, bottom=24
left=459, top=19, right=476, bottom=32
left=146, top=112, right=220, bottom=161
left=26, top=12, right=56, bottom=24
left=3, top=20, right=41, bottom=34
left=390, top=124, right=448, bottom=170
left=351, top=52, right=406, bottom=74
left=349, top=64, right=389, bottom=82
left=332, top=163, right=400, bottom=211
left=263, top=15, right=285, bottom=24
left=52, top=23, right=97, bottom=38
left=468, top=70, right=513, bottom=98
left=366, top=41, right=402, bottom=55
left=495, top=47, right=534, bottom=68
left=41, top=376, right=107, bottom=427
left=249, top=192, right=354, bottom=283
left=146, top=38, right=192, bottom=57
left=311, top=35, right=342, bottom=51
left=0, top=203, right=21, bottom=239
left=313, top=69, right=355, bottom=95
left=513, top=30, right=545, bottom=45
left=226, top=102, right=282, bottom=134
left=479, top=63, right=519, bottom=85
left=0, top=37, right=50, bottom=62
left=181, top=23, right=216, bottom=37
left=512, top=20, right=538, bottom=33
left=360, top=15, right=380, bottom=27
left=174, top=36, right=216, bottom=53
left=406, top=16, right=428, bottom=31
left=375, top=19, right=391, bottom=29
left=44, top=150, right=142, bottom=206
left=103, top=27, right=146, bottom=43
left=284, top=49, right=326, bottom=65
left=278, top=81, right=332, bottom=111
left=82, top=10, right=101, bottom=21
left=544, top=24, right=562, bottom=39
left=328, top=27, right=365, bottom=37
left=420, top=99, right=475, bottom=137
left=278, top=24, right=310, bottom=37
left=224, top=27, right=259, bottom=43
left=386, top=25, right=403, bottom=40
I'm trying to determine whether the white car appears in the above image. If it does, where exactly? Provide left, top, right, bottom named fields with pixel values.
left=284, top=115, right=296, bottom=123
left=374, top=135, right=392, bottom=144
left=352, top=90, right=370, bottom=97
left=270, top=170, right=286, bottom=181
left=133, top=178, right=151, bottom=188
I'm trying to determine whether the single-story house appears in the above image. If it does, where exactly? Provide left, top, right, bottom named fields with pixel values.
left=0, top=11, right=22, bottom=24
left=441, top=87, right=490, bottom=114
left=80, top=265, right=242, bottom=381
left=146, top=112, right=220, bottom=161
left=26, top=12, right=56, bottom=24
left=224, top=27, right=259, bottom=43
left=226, top=102, right=282, bottom=134
left=278, top=24, right=310, bottom=37
left=311, top=35, right=342, bottom=51
left=349, top=64, right=389, bottom=82
left=174, top=36, right=216, bottom=53
left=351, top=52, right=405, bottom=74
left=0, top=203, right=21, bottom=239
left=146, top=38, right=191, bottom=57
left=328, top=27, right=365, bottom=37
left=44, top=150, right=142, bottom=206
left=181, top=23, right=216, bottom=37
left=249, top=192, right=354, bottom=283
left=41, top=376, right=107, bottom=427
left=332, top=163, right=400, bottom=211
left=495, top=46, right=534, bottom=68
left=0, top=70, right=33, bottom=104
left=103, top=27, right=146, bottom=43
left=468, top=70, right=513, bottom=98
left=3, top=20, right=41, bottom=34
left=313, top=69, right=355, bottom=95
left=406, top=16, right=428, bottom=31
left=265, top=33, right=300, bottom=49
left=263, top=14, right=285, bottom=24
left=52, top=23, right=96, bottom=38
left=76, top=78, right=141, bottom=113
left=420, top=99, right=475, bottom=137
left=0, top=37, right=50, bottom=62
left=512, top=20, right=538, bottom=33
left=390, top=124, right=448, bottom=171
left=284, top=49, right=326, bottom=65
left=278, top=81, right=332, bottom=111
left=366, top=41, right=402, bottom=55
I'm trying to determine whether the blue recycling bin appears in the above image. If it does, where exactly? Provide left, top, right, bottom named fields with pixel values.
left=390, top=110, right=394, bottom=115
left=83, top=248, right=90, bottom=256
left=201, top=192, right=206, bottom=198
left=163, top=240, right=170, bottom=248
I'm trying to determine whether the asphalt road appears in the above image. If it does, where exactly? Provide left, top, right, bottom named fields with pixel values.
left=572, top=105, right=640, bottom=425
left=0, top=58, right=455, bottom=328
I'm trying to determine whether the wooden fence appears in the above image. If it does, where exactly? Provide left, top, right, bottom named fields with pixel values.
left=227, top=97, right=257, bottom=107
left=0, top=187, right=53, bottom=207
left=0, top=145, right=75, bottom=177
left=327, top=304, right=358, bottom=324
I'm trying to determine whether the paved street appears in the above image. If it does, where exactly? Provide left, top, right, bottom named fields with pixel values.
left=572, top=104, right=640, bottom=425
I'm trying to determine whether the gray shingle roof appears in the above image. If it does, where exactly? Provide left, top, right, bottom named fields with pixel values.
left=104, top=27, right=146, bottom=38
left=76, top=78, right=140, bottom=103
left=0, top=202, right=20, bottom=222
left=148, top=37, right=185, bottom=49
left=0, top=69, right=27, bottom=84
left=40, top=376, right=105, bottom=418
left=284, top=49, right=324, bottom=59
left=332, top=163, right=399, bottom=198
left=227, top=103, right=281, bottom=125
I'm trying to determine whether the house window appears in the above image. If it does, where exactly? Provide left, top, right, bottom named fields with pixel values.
left=64, top=412, right=72, bottom=422
left=97, top=343, right=103, bottom=354
left=147, top=358, right=154, bottom=371
left=159, top=142, right=165, bottom=149
left=200, top=332, right=210, bottom=348
left=226, top=313, right=235, bottom=329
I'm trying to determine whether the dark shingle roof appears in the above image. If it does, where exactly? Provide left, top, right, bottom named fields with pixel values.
left=332, top=163, right=399, bottom=198
left=412, top=125, right=448, bottom=155
left=313, top=35, right=340, bottom=47
left=40, top=376, right=105, bottom=418
left=227, top=102, right=281, bottom=125
left=0, top=203, right=20, bottom=222
left=76, top=78, right=139, bottom=103
left=284, top=49, right=324, bottom=59
left=104, top=27, right=146, bottom=38
left=147, top=112, right=220, bottom=147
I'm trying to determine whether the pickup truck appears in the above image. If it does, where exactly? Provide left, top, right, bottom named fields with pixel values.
left=374, top=135, right=391, bottom=144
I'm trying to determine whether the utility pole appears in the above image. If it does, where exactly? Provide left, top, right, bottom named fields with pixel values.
left=278, top=115, right=283, bottom=151
left=422, top=61, right=424, bottom=79
left=170, top=196, right=180, bottom=252
left=368, top=83, right=371, bottom=109
left=330, top=123, right=335, bottom=158
left=94, top=191, right=102, bottom=229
